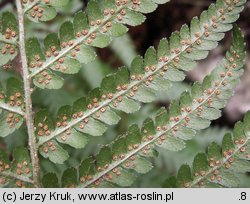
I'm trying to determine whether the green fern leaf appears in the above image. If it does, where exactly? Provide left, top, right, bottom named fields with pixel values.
left=163, top=111, right=250, bottom=188
left=26, top=0, right=171, bottom=88
left=75, top=26, right=245, bottom=188
left=0, top=147, right=33, bottom=188
left=39, top=139, right=69, bottom=164
left=0, top=78, right=25, bottom=138
left=0, top=12, right=18, bottom=67
left=41, top=25, right=246, bottom=186
left=35, top=109, right=70, bottom=163
left=23, top=0, right=69, bottom=22
left=35, top=0, right=246, bottom=161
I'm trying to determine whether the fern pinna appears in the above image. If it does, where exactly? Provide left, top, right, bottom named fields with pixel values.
left=163, top=110, right=250, bottom=188
left=0, top=0, right=249, bottom=188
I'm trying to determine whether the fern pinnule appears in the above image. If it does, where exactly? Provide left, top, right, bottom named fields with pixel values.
left=0, top=147, right=33, bottom=187
left=23, top=0, right=69, bottom=22
left=0, top=12, right=19, bottom=66
left=0, top=78, right=25, bottom=137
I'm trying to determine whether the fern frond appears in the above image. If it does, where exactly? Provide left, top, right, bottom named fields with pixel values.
left=163, top=111, right=250, bottom=188
left=23, top=0, right=69, bottom=22
left=28, top=0, right=246, bottom=90
left=0, top=148, right=33, bottom=187
left=26, top=0, right=173, bottom=88
left=0, top=12, right=19, bottom=67
left=35, top=0, right=246, bottom=164
left=41, top=25, right=246, bottom=187
left=0, top=78, right=25, bottom=138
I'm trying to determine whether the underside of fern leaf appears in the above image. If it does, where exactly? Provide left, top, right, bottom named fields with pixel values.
left=23, top=0, right=70, bottom=22
left=0, top=147, right=33, bottom=188
left=0, top=12, right=19, bottom=67
left=33, top=0, right=246, bottom=164
left=41, top=25, right=246, bottom=187
left=25, top=0, right=170, bottom=89
left=25, top=0, right=245, bottom=89
left=0, top=78, right=25, bottom=137
left=163, top=111, right=250, bottom=188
